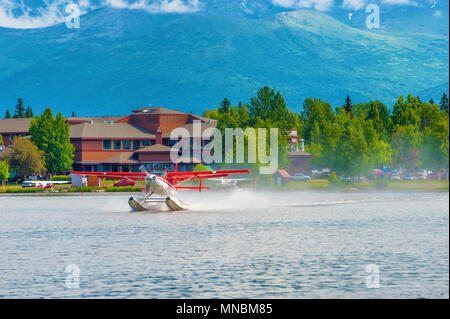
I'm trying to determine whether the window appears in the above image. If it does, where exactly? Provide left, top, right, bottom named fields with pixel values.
left=133, top=140, right=140, bottom=150
left=142, top=140, right=151, bottom=147
left=123, top=140, right=131, bottom=150
left=103, top=140, right=111, bottom=150
left=113, top=140, right=121, bottom=150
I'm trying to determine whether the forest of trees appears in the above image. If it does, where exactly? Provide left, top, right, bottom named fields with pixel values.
left=205, top=88, right=449, bottom=177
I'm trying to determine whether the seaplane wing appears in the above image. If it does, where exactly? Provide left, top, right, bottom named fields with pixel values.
left=209, top=177, right=251, bottom=182
left=166, top=169, right=251, bottom=183
left=71, top=171, right=148, bottom=181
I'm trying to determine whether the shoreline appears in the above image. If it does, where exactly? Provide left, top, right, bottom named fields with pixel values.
left=0, top=180, right=448, bottom=196
left=0, top=187, right=448, bottom=197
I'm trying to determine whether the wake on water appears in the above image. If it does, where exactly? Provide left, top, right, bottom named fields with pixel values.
left=185, top=189, right=419, bottom=211
left=99, top=189, right=428, bottom=213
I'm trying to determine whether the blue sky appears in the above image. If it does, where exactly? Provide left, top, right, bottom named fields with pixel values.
left=0, top=0, right=440, bottom=29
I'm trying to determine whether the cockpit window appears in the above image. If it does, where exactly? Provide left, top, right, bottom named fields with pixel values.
left=150, top=171, right=167, bottom=178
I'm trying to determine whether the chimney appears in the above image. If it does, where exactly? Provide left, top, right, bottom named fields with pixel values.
left=300, top=139, right=305, bottom=152
left=155, top=127, right=162, bottom=144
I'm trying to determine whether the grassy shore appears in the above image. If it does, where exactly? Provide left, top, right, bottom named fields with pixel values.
left=284, top=180, right=449, bottom=192
left=0, top=184, right=143, bottom=194
left=0, top=180, right=448, bottom=194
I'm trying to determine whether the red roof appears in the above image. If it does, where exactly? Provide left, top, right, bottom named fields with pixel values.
left=275, top=170, right=291, bottom=178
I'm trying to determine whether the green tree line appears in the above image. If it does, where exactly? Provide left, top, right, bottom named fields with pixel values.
left=1, top=107, right=74, bottom=179
left=205, top=88, right=449, bottom=177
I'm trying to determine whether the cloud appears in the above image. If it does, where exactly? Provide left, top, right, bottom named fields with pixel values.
left=107, top=0, right=201, bottom=13
left=0, top=0, right=71, bottom=29
left=382, top=0, right=411, bottom=4
left=342, top=0, right=366, bottom=9
left=432, top=9, right=442, bottom=18
left=0, top=0, right=200, bottom=29
left=271, top=0, right=335, bottom=11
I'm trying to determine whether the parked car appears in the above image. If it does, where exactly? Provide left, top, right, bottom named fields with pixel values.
left=427, top=172, right=441, bottom=180
left=352, top=176, right=365, bottom=183
left=403, top=174, right=415, bottom=181
left=416, top=173, right=427, bottom=180
left=339, top=175, right=351, bottom=182
left=22, top=181, right=34, bottom=188
left=389, top=173, right=401, bottom=181
left=114, top=180, right=137, bottom=187
left=290, top=173, right=311, bottom=182
left=312, top=169, right=330, bottom=178
left=37, top=183, right=53, bottom=189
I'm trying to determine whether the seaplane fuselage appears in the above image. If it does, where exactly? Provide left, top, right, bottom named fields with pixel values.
left=145, top=174, right=177, bottom=197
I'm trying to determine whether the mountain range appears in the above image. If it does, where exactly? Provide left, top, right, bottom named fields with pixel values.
left=0, top=0, right=448, bottom=116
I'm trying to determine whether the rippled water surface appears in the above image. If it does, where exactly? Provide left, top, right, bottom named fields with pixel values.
left=0, top=191, right=448, bottom=298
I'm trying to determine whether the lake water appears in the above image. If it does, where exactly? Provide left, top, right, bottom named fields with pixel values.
left=0, top=190, right=448, bottom=298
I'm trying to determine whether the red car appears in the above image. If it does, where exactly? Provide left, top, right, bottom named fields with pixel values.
left=37, top=183, right=53, bottom=189
left=427, top=173, right=441, bottom=181
left=113, top=180, right=136, bottom=187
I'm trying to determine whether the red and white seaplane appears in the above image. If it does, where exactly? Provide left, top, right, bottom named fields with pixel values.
left=71, top=165, right=250, bottom=211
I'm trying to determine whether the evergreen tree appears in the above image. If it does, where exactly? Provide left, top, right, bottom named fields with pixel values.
left=5, top=109, right=11, bottom=119
left=249, top=86, right=273, bottom=120
left=71, top=111, right=76, bottom=117
left=219, top=97, right=231, bottom=114
left=13, top=98, right=25, bottom=118
left=344, top=95, right=353, bottom=117
left=440, top=93, right=449, bottom=114
left=429, top=98, right=434, bottom=104
left=25, top=106, right=33, bottom=118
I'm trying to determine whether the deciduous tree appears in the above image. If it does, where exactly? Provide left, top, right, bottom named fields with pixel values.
left=4, top=138, right=45, bottom=178
left=0, top=160, right=9, bottom=188
left=29, top=108, right=75, bottom=175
